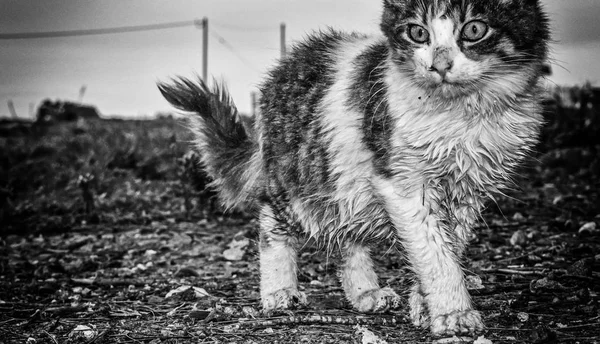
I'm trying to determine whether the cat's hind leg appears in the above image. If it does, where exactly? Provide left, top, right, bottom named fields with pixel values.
left=259, top=204, right=307, bottom=311
left=340, top=243, right=401, bottom=312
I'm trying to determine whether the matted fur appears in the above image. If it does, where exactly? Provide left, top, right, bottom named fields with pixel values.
left=160, top=0, right=550, bottom=336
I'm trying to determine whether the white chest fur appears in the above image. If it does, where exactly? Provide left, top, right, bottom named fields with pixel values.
left=384, top=61, right=542, bottom=197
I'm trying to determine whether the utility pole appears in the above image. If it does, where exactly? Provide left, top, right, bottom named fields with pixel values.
left=202, top=17, right=209, bottom=81
left=280, top=22, right=286, bottom=59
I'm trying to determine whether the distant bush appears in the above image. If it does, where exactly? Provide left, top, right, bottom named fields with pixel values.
left=542, top=83, right=600, bottom=151
left=36, top=99, right=101, bottom=124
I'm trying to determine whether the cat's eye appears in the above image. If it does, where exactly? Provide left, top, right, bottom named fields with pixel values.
left=462, top=20, right=488, bottom=42
left=408, top=24, right=429, bottom=44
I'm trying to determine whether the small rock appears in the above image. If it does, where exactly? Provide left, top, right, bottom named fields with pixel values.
left=465, top=275, right=485, bottom=290
left=526, top=230, right=541, bottom=241
left=222, top=324, right=240, bottom=333
left=578, top=222, right=598, bottom=237
left=69, top=324, right=97, bottom=340
left=530, top=326, right=557, bottom=343
left=517, top=312, right=529, bottom=323
left=310, top=280, right=324, bottom=287
left=175, top=267, right=201, bottom=277
left=567, top=258, right=594, bottom=277
left=165, top=286, right=210, bottom=300
left=513, top=212, right=526, bottom=221
left=510, top=230, right=527, bottom=246
left=576, top=288, right=591, bottom=303
left=530, top=277, right=564, bottom=294
left=474, top=336, right=493, bottom=344
left=188, top=309, right=211, bottom=320
left=223, top=237, right=250, bottom=261
left=563, top=219, right=577, bottom=232
left=552, top=195, right=563, bottom=205
left=355, top=325, right=388, bottom=344
left=242, top=306, right=259, bottom=318
left=147, top=295, right=163, bottom=304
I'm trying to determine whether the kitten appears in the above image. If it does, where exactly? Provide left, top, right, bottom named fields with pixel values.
left=159, top=0, right=550, bottom=336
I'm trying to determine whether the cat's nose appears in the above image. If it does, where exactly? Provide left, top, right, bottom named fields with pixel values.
left=430, top=47, right=453, bottom=78
left=430, top=60, right=453, bottom=77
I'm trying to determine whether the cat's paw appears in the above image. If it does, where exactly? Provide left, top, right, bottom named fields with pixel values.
left=430, top=310, right=484, bottom=336
left=408, top=285, right=428, bottom=327
left=355, top=287, right=401, bottom=313
left=262, top=288, right=307, bottom=311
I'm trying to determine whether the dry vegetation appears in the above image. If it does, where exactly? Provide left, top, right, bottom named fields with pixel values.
left=0, top=89, right=599, bottom=343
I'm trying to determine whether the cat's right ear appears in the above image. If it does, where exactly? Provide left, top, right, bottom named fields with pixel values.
left=383, top=0, right=406, bottom=10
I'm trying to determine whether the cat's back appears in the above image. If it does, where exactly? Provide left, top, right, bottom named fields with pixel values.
left=257, top=30, right=383, bottom=200
left=259, top=29, right=355, bottom=122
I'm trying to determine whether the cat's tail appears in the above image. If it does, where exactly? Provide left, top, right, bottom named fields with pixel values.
left=158, top=77, right=263, bottom=211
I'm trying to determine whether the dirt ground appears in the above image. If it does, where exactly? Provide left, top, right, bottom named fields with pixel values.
left=1, top=97, right=599, bottom=343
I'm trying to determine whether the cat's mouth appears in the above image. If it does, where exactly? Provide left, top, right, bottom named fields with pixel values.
left=428, top=77, right=474, bottom=98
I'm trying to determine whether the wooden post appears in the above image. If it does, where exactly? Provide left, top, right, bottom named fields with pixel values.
left=7, top=100, right=17, bottom=118
left=78, top=85, right=87, bottom=104
left=251, top=91, right=257, bottom=117
left=202, top=17, right=209, bottom=81
left=280, top=22, right=286, bottom=59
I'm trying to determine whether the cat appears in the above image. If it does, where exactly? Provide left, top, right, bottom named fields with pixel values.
left=159, top=0, right=550, bottom=336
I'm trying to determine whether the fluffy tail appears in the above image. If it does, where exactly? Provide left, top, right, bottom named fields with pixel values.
left=158, top=77, right=263, bottom=210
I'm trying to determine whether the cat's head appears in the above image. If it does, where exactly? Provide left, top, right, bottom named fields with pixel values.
left=381, top=0, right=550, bottom=98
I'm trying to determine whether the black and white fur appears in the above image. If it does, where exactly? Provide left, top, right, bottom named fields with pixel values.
left=159, top=0, right=549, bottom=336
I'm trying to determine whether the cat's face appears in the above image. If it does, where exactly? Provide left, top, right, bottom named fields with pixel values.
left=381, top=0, right=550, bottom=98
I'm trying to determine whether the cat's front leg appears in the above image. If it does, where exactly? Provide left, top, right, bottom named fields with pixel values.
left=403, top=212, right=483, bottom=335
left=408, top=220, right=480, bottom=333
left=259, top=204, right=307, bottom=311
left=381, top=187, right=483, bottom=335
left=339, top=243, right=401, bottom=312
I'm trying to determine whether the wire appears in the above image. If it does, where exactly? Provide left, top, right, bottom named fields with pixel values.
left=0, top=19, right=200, bottom=39
left=211, top=29, right=261, bottom=73
left=0, top=18, right=267, bottom=73
left=212, top=20, right=274, bottom=33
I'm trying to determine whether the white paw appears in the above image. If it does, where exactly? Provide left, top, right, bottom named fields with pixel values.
left=262, top=288, right=307, bottom=311
left=355, top=287, right=401, bottom=313
left=409, top=285, right=428, bottom=327
left=430, top=310, right=484, bottom=336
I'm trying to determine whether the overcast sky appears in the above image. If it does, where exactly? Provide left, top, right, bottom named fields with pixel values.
left=1, top=0, right=599, bottom=118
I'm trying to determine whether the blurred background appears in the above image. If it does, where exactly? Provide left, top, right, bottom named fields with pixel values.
left=1, top=3, right=599, bottom=342
left=1, top=0, right=599, bottom=118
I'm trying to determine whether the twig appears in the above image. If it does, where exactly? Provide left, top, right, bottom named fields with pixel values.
left=43, top=330, right=59, bottom=344
left=70, top=278, right=147, bottom=287
left=44, top=305, right=87, bottom=316
left=481, top=268, right=543, bottom=276
left=494, top=247, right=550, bottom=263
left=553, top=323, right=600, bottom=330
left=90, top=329, right=109, bottom=343
left=557, top=274, right=599, bottom=283
left=234, top=314, right=404, bottom=328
